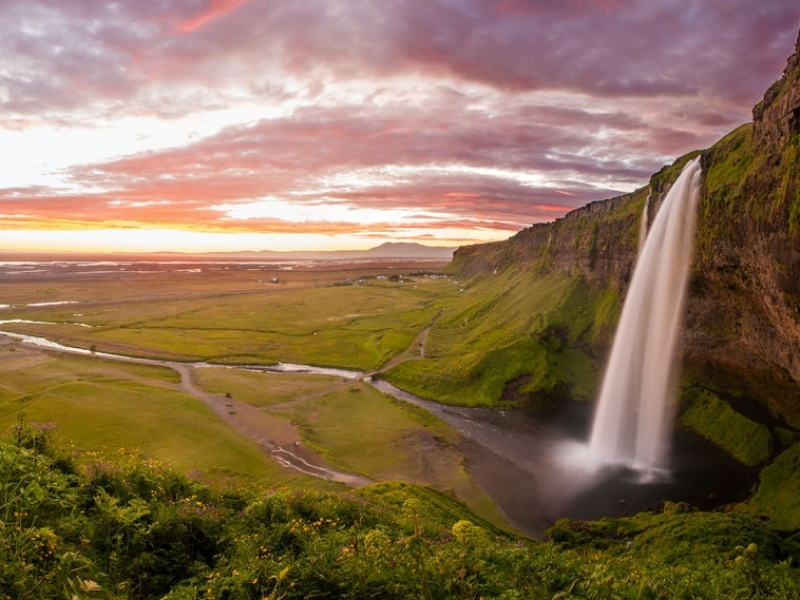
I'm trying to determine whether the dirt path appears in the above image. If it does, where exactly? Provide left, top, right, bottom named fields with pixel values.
left=212, top=317, right=439, bottom=481
left=171, top=364, right=372, bottom=486
left=263, top=377, right=355, bottom=411
left=375, top=310, right=440, bottom=373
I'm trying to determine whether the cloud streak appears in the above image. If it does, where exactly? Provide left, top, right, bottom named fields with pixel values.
left=0, top=0, right=798, bottom=252
left=177, top=0, right=254, bottom=33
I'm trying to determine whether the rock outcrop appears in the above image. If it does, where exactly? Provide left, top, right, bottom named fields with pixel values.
left=685, top=30, right=800, bottom=408
left=753, top=28, right=800, bottom=152
left=452, top=188, right=644, bottom=288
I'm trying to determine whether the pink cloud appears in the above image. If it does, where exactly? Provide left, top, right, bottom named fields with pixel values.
left=4, top=0, right=798, bottom=116
left=177, top=0, right=254, bottom=32
left=0, top=0, right=799, bottom=249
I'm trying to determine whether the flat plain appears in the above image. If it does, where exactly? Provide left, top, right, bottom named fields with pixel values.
left=0, top=259, right=507, bottom=528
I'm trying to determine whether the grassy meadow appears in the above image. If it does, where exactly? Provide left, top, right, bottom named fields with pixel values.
left=0, top=264, right=510, bottom=528
left=190, top=364, right=506, bottom=527
left=1, top=267, right=454, bottom=368
left=4, top=260, right=800, bottom=599
left=192, top=367, right=342, bottom=408
left=0, top=344, right=288, bottom=483
left=273, top=380, right=503, bottom=523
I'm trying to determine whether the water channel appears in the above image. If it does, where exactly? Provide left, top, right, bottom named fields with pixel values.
left=0, top=328, right=750, bottom=538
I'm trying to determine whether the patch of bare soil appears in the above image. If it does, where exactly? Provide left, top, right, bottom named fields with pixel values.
left=175, top=365, right=371, bottom=486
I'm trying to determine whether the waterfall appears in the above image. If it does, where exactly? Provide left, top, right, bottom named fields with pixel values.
left=588, top=157, right=702, bottom=477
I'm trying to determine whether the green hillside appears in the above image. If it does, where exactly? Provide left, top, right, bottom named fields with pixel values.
left=4, top=423, right=800, bottom=599
left=383, top=268, right=616, bottom=410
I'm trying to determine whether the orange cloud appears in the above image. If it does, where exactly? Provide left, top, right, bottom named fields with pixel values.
left=177, top=0, right=253, bottom=33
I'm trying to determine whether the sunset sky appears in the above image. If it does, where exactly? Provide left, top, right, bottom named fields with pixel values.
left=1, top=0, right=799, bottom=254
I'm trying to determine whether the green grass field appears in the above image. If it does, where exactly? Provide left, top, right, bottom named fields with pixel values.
left=192, top=367, right=343, bottom=407
left=383, top=268, right=611, bottom=408
left=2, top=272, right=456, bottom=368
left=190, top=367, right=507, bottom=528
left=276, top=381, right=479, bottom=490
left=0, top=266, right=509, bottom=528
left=0, top=346, right=287, bottom=482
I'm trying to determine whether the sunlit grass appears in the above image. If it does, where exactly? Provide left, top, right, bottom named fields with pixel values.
left=0, top=350, right=282, bottom=482
left=274, top=381, right=506, bottom=528
left=383, top=269, right=609, bottom=407
left=193, top=367, right=344, bottom=407
left=2, top=274, right=457, bottom=369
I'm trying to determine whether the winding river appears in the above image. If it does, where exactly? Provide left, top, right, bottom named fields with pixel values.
left=0, top=327, right=751, bottom=538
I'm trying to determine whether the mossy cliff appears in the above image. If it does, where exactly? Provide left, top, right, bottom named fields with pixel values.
left=687, top=29, right=800, bottom=418
left=444, top=29, right=800, bottom=420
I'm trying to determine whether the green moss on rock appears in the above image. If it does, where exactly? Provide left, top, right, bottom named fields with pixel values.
left=680, top=387, right=774, bottom=466
left=746, top=442, right=800, bottom=529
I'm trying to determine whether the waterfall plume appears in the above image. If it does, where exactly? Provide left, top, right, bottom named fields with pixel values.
left=588, top=157, right=702, bottom=477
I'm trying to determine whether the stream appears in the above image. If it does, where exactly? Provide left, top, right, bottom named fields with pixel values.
left=0, top=328, right=752, bottom=538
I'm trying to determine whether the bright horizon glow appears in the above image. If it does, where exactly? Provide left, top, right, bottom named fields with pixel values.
left=0, top=1, right=797, bottom=254
left=0, top=228, right=501, bottom=254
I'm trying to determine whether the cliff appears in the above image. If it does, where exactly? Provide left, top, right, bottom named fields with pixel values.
left=684, top=28, right=800, bottom=411
left=752, top=28, right=800, bottom=152
left=449, top=28, right=800, bottom=418
left=451, top=188, right=645, bottom=286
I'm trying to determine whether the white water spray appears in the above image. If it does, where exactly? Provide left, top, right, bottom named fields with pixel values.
left=588, top=157, right=702, bottom=477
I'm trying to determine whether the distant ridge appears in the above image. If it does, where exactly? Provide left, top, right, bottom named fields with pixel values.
left=168, top=241, right=456, bottom=261
left=0, top=242, right=456, bottom=263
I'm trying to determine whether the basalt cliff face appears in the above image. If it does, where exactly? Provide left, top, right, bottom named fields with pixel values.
left=687, top=28, right=800, bottom=414
left=451, top=29, right=800, bottom=417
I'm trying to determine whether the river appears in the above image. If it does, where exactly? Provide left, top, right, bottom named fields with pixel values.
left=0, top=328, right=752, bottom=538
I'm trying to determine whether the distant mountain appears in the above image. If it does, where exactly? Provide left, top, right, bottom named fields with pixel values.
left=180, top=242, right=456, bottom=262
left=363, top=242, right=456, bottom=258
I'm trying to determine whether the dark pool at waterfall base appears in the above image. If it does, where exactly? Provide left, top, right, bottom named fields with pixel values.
left=437, top=400, right=755, bottom=539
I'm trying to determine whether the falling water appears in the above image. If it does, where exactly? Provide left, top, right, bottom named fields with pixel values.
left=588, top=157, right=702, bottom=477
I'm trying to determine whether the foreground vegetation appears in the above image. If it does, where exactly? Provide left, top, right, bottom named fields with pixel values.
left=4, top=421, right=800, bottom=600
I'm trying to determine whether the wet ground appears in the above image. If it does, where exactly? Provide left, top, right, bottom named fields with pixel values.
left=371, top=380, right=755, bottom=538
